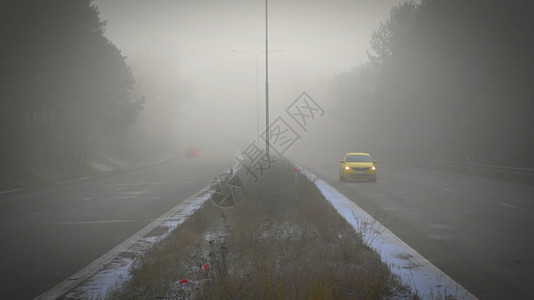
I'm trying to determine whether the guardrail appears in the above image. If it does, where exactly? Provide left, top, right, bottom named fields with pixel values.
left=399, top=159, right=534, bottom=184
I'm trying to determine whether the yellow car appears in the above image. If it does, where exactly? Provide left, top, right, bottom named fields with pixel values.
left=339, top=152, right=377, bottom=182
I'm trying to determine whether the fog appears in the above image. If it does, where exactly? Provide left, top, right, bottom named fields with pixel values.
left=3, top=0, right=531, bottom=176
left=95, top=0, right=405, bottom=158
left=3, top=3, right=534, bottom=298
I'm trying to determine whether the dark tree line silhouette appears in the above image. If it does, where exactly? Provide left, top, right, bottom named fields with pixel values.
left=336, top=0, right=534, bottom=167
left=0, top=0, right=143, bottom=182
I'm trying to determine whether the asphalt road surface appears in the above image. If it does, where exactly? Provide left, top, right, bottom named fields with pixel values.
left=293, top=154, right=534, bottom=300
left=3, top=147, right=533, bottom=300
left=0, top=151, right=236, bottom=300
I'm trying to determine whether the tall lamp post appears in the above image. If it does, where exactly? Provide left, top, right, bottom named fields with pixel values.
left=229, top=0, right=273, bottom=156
left=265, top=0, right=270, bottom=158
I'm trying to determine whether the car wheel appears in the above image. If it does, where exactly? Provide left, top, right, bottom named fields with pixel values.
left=339, top=172, right=345, bottom=181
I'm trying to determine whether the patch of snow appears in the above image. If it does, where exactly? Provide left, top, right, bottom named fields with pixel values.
left=65, top=259, right=133, bottom=300
left=204, top=231, right=226, bottom=244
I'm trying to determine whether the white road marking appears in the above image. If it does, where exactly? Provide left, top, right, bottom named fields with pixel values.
left=497, top=202, right=518, bottom=209
left=74, top=196, right=94, bottom=202
left=0, top=188, right=25, bottom=194
left=49, top=219, right=152, bottom=225
left=441, top=187, right=455, bottom=192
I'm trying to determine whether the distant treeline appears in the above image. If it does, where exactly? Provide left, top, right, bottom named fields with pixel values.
left=334, top=0, right=534, bottom=167
left=0, top=0, right=143, bottom=179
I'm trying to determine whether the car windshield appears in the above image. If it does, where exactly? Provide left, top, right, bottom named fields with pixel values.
left=346, top=155, right=372, bottom=162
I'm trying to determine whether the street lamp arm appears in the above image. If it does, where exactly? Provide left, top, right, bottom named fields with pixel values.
left=229, top=49, right=285, bottom=57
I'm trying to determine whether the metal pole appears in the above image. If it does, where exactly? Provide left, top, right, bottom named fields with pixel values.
left=255, top=55, right=259, bottom=146
left=265, top=0, right=270, bottom=158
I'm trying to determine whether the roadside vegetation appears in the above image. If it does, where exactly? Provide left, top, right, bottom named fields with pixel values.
left=321, top=0, right=534, bottom=167
left=0, top=1, right=181, bottom=192
left=109, top=160, right=417, bottom=299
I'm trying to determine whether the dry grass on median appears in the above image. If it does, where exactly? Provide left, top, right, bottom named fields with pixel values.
left=109, top=159, right=417, bottom=300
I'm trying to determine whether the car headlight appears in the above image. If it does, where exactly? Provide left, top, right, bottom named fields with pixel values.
left=344, top=166, right=351, bottom=170
left=371, top=166, right=376, bottom=170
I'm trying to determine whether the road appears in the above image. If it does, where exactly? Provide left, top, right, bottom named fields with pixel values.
left=293, top=154, right=534, bottom=300
left=3, top=147, right=533, bottom=300
left=0, top=151, right=236, bottom=300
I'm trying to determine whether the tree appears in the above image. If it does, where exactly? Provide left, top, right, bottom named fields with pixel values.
left=368, top=1, right=418, bottom=67
left=0, top=0, right=142, bottom=183
left=362, top=0, right=534, bottom=166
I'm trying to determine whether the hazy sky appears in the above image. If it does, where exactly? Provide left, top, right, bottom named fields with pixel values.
left=96, top=0, right=404, bottom=64
left=94, top=0, right=407, bottom=148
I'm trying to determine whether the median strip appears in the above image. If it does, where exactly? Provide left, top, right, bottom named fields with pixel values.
left=107, top=160, right=419, bottom=299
